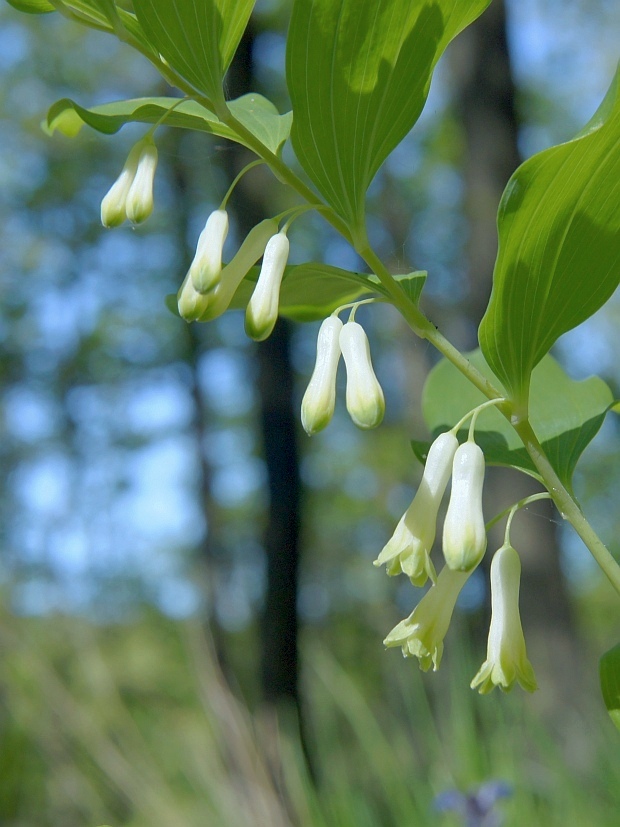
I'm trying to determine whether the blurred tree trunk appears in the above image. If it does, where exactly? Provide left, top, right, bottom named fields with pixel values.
left=166, top=124, right=229, bottom=665
left=226, top=25, right=303, bottom=711
left=452, top=0, right=583, bottom=708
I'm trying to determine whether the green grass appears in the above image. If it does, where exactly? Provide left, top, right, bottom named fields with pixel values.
left=0, top=610, right=617, bottom=826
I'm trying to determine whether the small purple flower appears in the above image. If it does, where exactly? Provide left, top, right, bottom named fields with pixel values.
left=434, top=780, right=512, bottom=827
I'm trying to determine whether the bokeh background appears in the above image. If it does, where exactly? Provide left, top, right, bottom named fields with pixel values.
left=0, top=0, right=619, bottom=824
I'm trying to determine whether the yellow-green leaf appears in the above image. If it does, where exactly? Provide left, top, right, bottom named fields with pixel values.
left=479, top=64, right=620, bottom=407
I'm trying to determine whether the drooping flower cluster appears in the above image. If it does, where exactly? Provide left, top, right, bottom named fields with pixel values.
left=100, top=152, right=293, bottom=333
left=101, top=137, right=158, bottom=228
left=178, top=214, right=280, bottom=325
left=376, top=413, right=537, bottom=694
left=97, top=132, right=537, bottom=697
left=301, top=314, right=385, bottom=434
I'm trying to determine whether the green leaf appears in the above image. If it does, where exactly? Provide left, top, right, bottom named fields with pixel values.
left=394, top=271, right=427, bottom=306
left=229, top=263, right=383, bottom=322
left=67, top=0, right=115, bottom=27
left=134, top=0, right=255, bottom=105
left=45, top=95, right=292, bottom=155
left=286, top=0, right=491, bottom=226
left=600, top=644, right=620, bottom=732
left=479, top=64, right=620, bottom=406
left=5, top=0, right=54, bottom=12
left=420, top=349, right=614, bottom=489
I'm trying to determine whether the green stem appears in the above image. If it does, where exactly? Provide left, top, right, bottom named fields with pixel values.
left=356, top=240, right=504, bottom=404
left=486, top=492, right=551, bottom=534
left=514, top=419, right=620, bottom=595
left=216, top=108, right=354, bottom=245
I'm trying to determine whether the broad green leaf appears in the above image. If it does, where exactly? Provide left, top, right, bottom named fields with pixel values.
left=286, top=0, right=491, bottom=227
left=167, top=266, right=426, bottom=323
left=5, top=0, right=54, bottom=12
left=479, top=65, right=620, bottom=407
left=45, top=95, right=292, bottom=155
left=419, top=349, right=613, bottom=490
left=600, top=643, right=620, bottom=732
left=134, top=0, right=255, bottom=105
left=229, top=265, right=425, bottom=322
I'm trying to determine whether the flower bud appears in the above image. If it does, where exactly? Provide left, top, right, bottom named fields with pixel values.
left=301, top=316, right=343, bottom=435
left=245, top=230, right=289, bottom=341
left=374, top=431, right=458, bottom=586
left=125, top=139, right=158, bottom=224
left=190, top=209, right=229, bottom=294
left=442, top=441, right=487, bottom=571
left=339, top=321, right=385, bottom=429
left=199, top=218, right=279, bottom=323
left=471, top=544, right=537, bottom=694
left=177, top=271, right=212, bottom=322
left=384, top=566, right=471, bottom=671
left=100, top=141, right=143, bottom=228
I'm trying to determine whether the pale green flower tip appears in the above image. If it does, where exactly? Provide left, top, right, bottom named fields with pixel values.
left=405, top=637, right=442, bottom=671
left=177, top=273, right=211, bottom=322
left=301, top=406, right=331, bottom=436
left=189, top=260, right=221, bottom=295
left=406, top=554, right=436, bottom=588
left=100, top=199, right=126, bottom=228
left=100, top=175, right=130, bottom=227
left=349, top=396, right=385, bottom=430
left=470, top=659, right=537, bottom=694
left=244, top=312, right=276, bottom=342
left=444, top=538, right=488, bottom=572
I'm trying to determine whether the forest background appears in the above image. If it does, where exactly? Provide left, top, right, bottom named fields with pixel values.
left=0, top=0, right=619, bottom=825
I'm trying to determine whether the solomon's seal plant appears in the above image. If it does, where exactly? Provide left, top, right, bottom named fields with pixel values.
left=5, top=0, right=620, bottom=723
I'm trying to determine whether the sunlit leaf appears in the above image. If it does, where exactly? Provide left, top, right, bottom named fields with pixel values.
left=5, top=0, right=54, bottom=12
left=45, top=95, right=292, bottom=154
left=600, top=643, right=620, bottom=732
left=479, top=65, right=620, bottom=407
left=419, top=349, right=614, bottom=489
left=134, top=0, right=255, bottom=105
left=286, top=0, right=491, bottom=227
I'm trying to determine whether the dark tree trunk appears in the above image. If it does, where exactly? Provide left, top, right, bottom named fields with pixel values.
left=226, top=25, right=303, bottom=710
left=452, top=0, right=584, bottom=708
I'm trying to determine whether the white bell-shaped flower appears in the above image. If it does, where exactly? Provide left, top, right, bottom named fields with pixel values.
left=384, top=566, right=471, bottom=671
left=374, top=431, right=458, bottom=586
left=442, top=440, right=487, bottom=571
left=471, top=544, right=537, bottom=694
left=301, top=316, right=343, bottom=435
left=100, top=141, right=145, bottom=228
left=189, top=209, right=229, bottom=294
left=339, top=321, right=385, bottom=429
left=245, top=230, right=289, bottom=341
left=125, top=138, right=158, bottom=224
